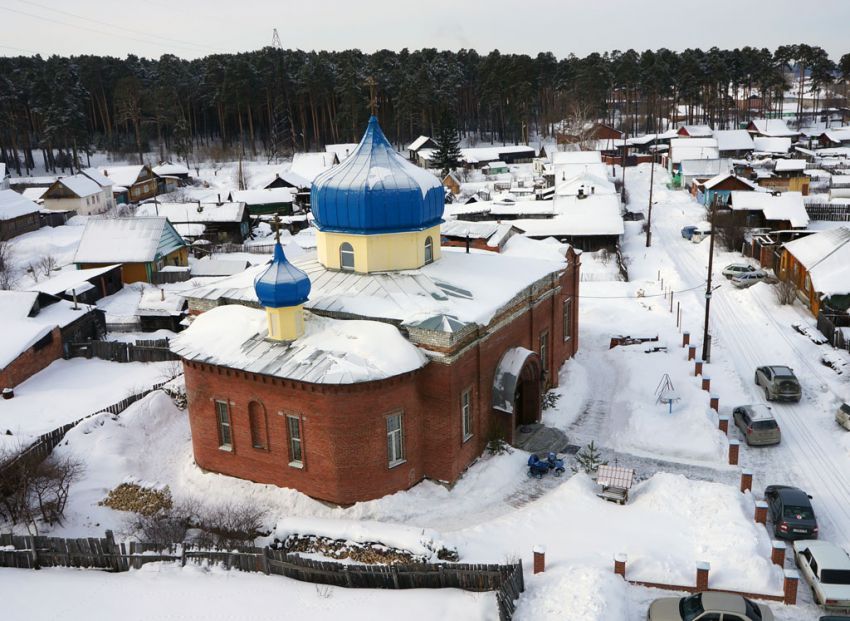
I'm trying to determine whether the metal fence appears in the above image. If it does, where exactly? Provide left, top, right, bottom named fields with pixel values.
left=0, top=532, right=524, bottom=620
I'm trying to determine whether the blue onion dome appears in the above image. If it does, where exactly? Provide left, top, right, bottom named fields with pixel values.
left=311, top=116, right=444, bottom=234
left=254, top=242, right=311, bottom=308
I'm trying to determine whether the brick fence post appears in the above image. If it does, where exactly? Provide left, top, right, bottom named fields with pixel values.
left=755, top=500, right=768, bottom=525
left=718, top=416, right=729, bottom=434
left=614, top=553, right=627, bottom=578
left=728, top=439, right=740, bottom=465
left=701, top=375, right=711, bottom=392
left=695, top=561, right=710, bottom=591
left=771, top=541, right=786, bottom=567
left=694, top=359, right=704, bottom=376
left=783, top=569, right=799, bottom=605
left=533, top=545, right=545, bottom=574
left=682, top=332, right=690, bottom=348
left=740, top=468, right=753, bottom=493
left=688, top=345, right=697, bottom=360
left=709, top=394, right=719, bottom=412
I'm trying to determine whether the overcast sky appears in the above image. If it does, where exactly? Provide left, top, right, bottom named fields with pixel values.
left=1, top=0, right=848, bottom=61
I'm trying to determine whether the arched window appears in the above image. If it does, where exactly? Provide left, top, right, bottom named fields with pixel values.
left=339, top=242, right=355, bottom=271
left=248, top=401, right=268, bottom=450
left=424, top=236, right=434, bottom=265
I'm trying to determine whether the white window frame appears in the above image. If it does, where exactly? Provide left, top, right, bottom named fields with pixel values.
left=215, top=400, right=232, bottom=450
left=287, top=414, right=303, bottom=467
left=424, top=236, right=434, bottom=265
left=339, top=242, right=355, bottom=271
left=461, top=388, right=472, bottom=442
left=386, top=412, right=405, bottom=467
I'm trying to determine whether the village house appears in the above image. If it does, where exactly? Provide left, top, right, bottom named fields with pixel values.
left=228, top=188, right=296, bottom=216
left=73, top=217, right=188, bottom=284
left=747, top=118, right=800, bottom=139
left=713, top=129, right=755, bottom=158
left=780, top=226, right=850, bottom=318
left=153, top=162, right=191, bottom=194
left=41, top=173, right=113, bottom=215
left=135, top=201, right=250, bottom=243
left=818, top=127, right=850, bottom=148
left=439, top=220, right=519, bottom=252
left=0, top=189, right=41, bottom=241
left=753, top=137, right=792, bottom=156
left=406, top=135, right=438, bottom=161
left=679, top=158, right=733, bottom=189
left=325, top=143, right=358, bottom=162
left=512, top=192, right=624, bottom=251
left=0, top=290, right=105, bottom=390
left=691, top=173, right=755, bottom=206
left=172, top=115, right=581, bottom=505
left=724, top=191, right=809, bottom=230
left=756, top=159, right=810, bottom=195
left=442, top=172, right=462, bottom=195
left=677, top=125, right=714, bottom=138
left=101, top=164, right=158, bottom=203
left=666, top=138, right=720, bottom=174
left=28, top=264, right=123, bottom=306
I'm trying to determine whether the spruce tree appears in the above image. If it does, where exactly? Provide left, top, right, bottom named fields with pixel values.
left=433, top=116, right=462, bottom=178
left=572, top=441, right=607, bottom=475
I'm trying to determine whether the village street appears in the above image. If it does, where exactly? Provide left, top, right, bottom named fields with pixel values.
left=622, top=163, right=850, bottom=556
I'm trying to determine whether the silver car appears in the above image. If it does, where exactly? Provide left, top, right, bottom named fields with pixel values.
left=755, top=365, right=801, bottom=402
left=723, top=263, right=759, bottom=279
left=647, top=591, right=774, bottom=621
left=731, top=270, right=768, bottom=288
left=733, top=404, right=781, bottom=446
left=837, top=403, right=850, bottom=431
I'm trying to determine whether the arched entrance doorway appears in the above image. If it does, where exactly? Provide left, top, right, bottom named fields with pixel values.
left=492, top=347, right=543, bottom=443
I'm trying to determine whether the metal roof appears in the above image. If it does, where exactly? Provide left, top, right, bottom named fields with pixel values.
left=311, top=115, right=444, bottom=234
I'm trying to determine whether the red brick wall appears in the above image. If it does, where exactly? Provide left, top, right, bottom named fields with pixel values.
left=0, top=327, right=64, bottom=389
left=182, top=252, right=581, bottom=504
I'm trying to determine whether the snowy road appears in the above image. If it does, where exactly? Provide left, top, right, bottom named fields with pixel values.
left=633, top=166, right=850, bottom=552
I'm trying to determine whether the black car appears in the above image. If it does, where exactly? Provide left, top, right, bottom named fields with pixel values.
left=820, top=617, right=850, bottom=621
left=765, top=485, right=819, bottom=540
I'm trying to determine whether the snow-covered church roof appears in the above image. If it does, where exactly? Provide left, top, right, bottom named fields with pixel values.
left=311, top=116, right=444, bottom=234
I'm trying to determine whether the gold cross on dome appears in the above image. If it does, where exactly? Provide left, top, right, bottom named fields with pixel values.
left=273, top=213, right=281, bottom=243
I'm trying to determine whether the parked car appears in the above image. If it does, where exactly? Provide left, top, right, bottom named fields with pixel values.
left=681, top=224, right=711, bottom=241
left=647, top=591, right=774, bottom=621
left=754, top=365, right=802, bottom=402
left=793, top=540, right=850, bottom=611
left=765, top=485, right=819, bottom=540
left=837, top=403, right=850, bottom=431
left=723, top=263, right=759, bottom=278
left=733, top=404, right=781, bottom=446
left=731, top=270, right=768, bottom=288
left=820, top=616, right=850, bottom=620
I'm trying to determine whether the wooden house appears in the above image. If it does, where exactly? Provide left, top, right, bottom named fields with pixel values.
left=228, top=188, right=295, bottom=216
left=73, top=217, right=188, bottom=284
left=692, top=173, right=755, bottom=206
left=442, top=172, right=461, bottom=195
left=0, top=189, right=41, bottom=240
left=780, top=226, right=850, bottom=317
left=136, top=201, right=250, bottom=243
left=29, top=264, right=123, bottom=305
left=41, top=173, right=113, bottom=215
left=724, top=191, right=809, bottom=230
left=407, top=136, right=438, bottom=161
left=747, top=119, right=799, bottom=139
left=677, top=125, right=713, bottom=138
left=101, top=164, right=158, bottom=202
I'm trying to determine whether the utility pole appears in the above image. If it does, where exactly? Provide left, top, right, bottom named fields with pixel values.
left=645, top=133, right=657, bottom=247
left=702, top=199, right=717, bottom=363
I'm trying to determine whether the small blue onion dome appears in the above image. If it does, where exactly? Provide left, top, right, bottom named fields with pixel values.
left=311, top=115, right=444, bottom=234
left=254, top=242, right=311, bottom=308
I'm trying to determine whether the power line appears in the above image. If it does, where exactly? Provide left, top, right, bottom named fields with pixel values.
left=0, top=3, right=221, bottom=56
left=0, top=42, right=38, bottom=54
left=15, top=0, right=222, bottom=53
left=577, top=281, right=707, bottom=299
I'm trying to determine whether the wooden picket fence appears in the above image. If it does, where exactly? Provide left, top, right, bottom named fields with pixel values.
left=67, top=339, right=180, bottom=363
left=804, top=202, right=850, bottom=221
left=0, top=532, right=524, bottom=620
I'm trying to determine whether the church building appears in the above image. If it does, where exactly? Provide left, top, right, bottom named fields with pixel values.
left=172, top=116, right=581, bottom=505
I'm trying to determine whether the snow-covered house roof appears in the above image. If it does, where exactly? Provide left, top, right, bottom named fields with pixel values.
left=554, top=172, right=616, bottom=196
left=28, top=265, right=119, bottom=297
left=440, top=220, right=516, bottom=247
left=190, top=259, right=251, bottom=278
left=460, top=145, right=535, bottom=165
left=153, top=163, right=190, bottom=177
left=701, top=173, right=756, bottom=190
left=513, top=194, right=624, bottom=238
left=679, top=158, right=732, bottom=178
left=669, top=138, right=720, bottom=164
left=21, top=188, right=45, bottom=202
left=101, top=165, right=149, bottom=187
left=78, top=168, right=112, bottom=188
left=228, top=188, right=295, bottom=206
left=45, top=174, right=103, bottom=199
left=820, top=128, right=850, bottom=144
left=679, top=125, right=713, bottom=137
left=774, top=159, right=807, bottom=173
left=74, top=217, right=186, bottom=264
left=290, top=152, right=338, bottom=183
left=181, top=247, right=566, bottom=331
left=135, top=201, right=245, bottom=223
left=406, top=136, right=432, bottom=152
left=0, top=189, right=40, bottom=221
left=551, top=151, right=602, bottom=165
left=753, top=137, right=792, bottom=154
left=172, top=305, right=428, bottom=384
left=783, top=226, right=850, bottom=296
left=325, top=143, right=358, bottom=162
left=729, top=191, right=809, bottom=228
left=714, top=130, right=755, bottom=153
left=749, top=119, right=798, bottom=138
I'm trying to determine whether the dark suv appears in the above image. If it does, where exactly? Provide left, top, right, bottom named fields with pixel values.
left=765, top=485, right=819, bottom=540
left=755, top=366, right=802, bottom=402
